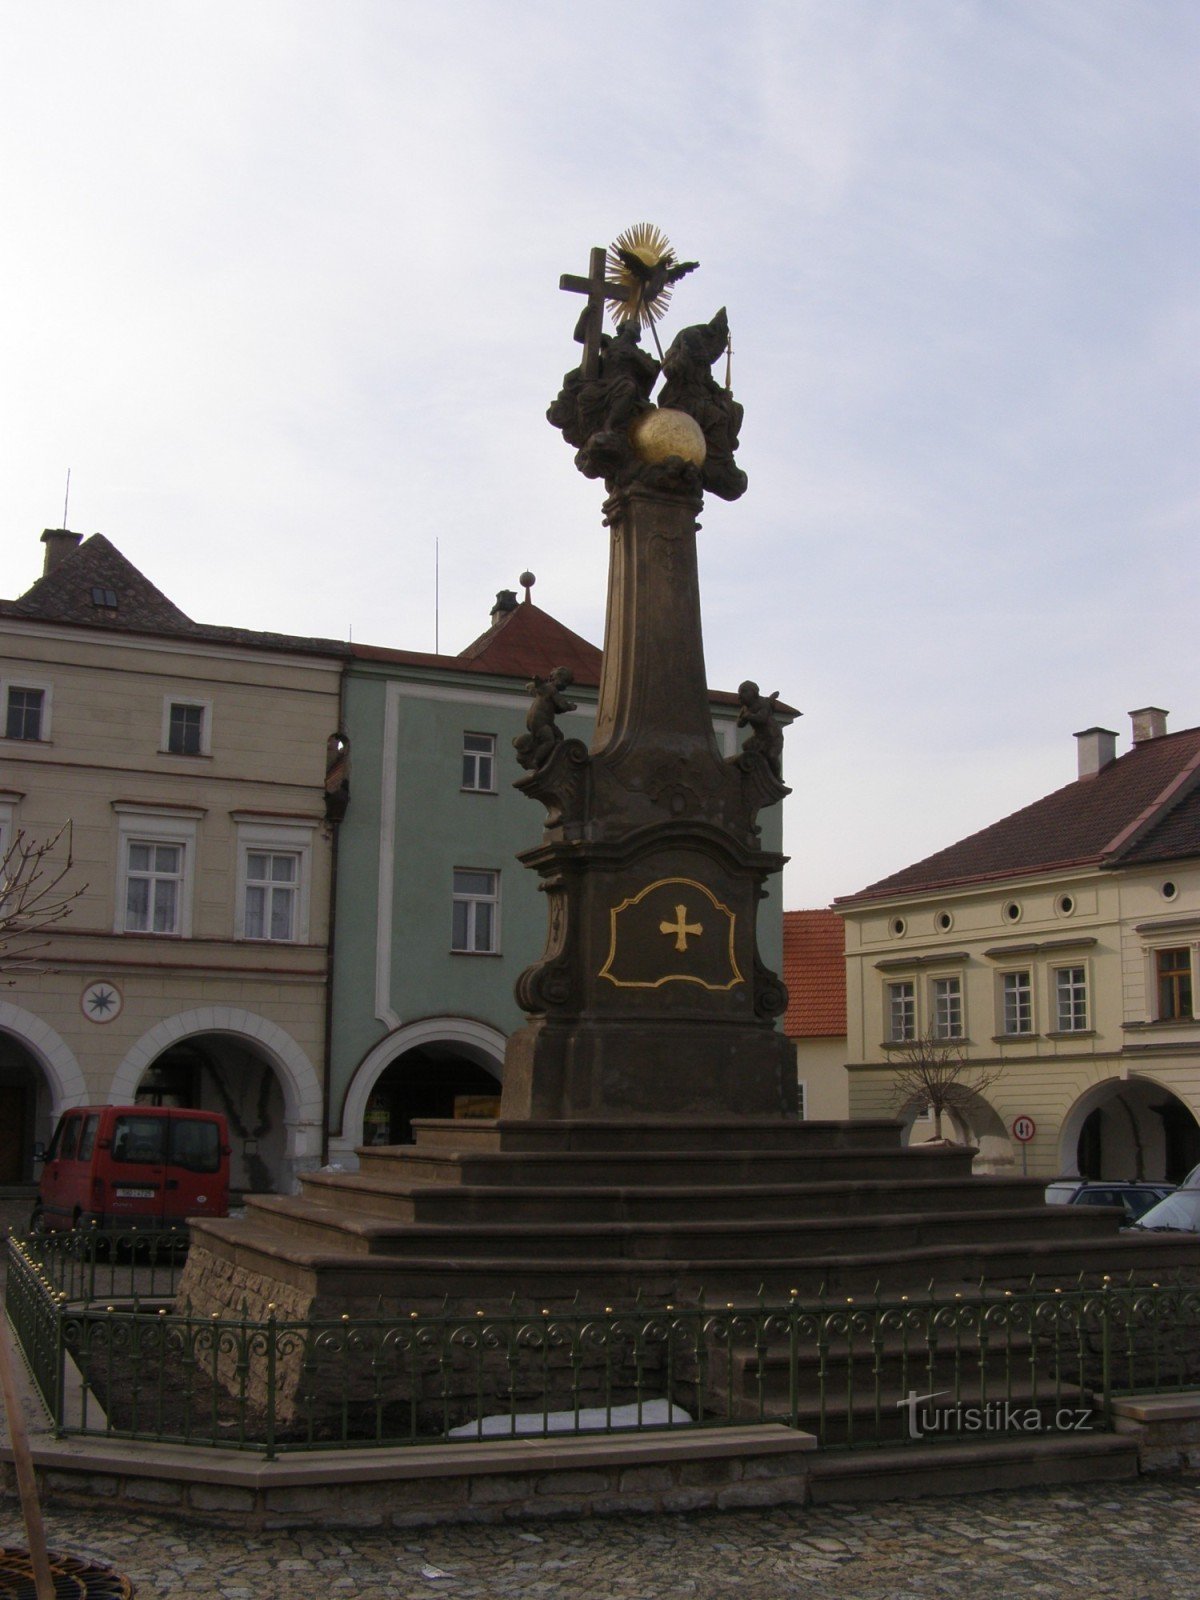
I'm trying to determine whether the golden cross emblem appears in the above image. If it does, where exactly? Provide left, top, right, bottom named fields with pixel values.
left=660, top=904, right=703, bottom=952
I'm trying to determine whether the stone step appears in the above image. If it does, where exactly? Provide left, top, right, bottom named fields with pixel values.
left=186, top=1216, right=1200, bottom=1314
left=296, top=1170, right=1052, bottom=1225
left=241, top=1195, right=1121, bottom=1263
left=805, top=1430, right=1138, bottom=1502
left=405, top=1117, right=906, bottom=1154
left=353, top=1142, right=978, bottom=1189
left=713, top=1381, right=1097, bottom=1445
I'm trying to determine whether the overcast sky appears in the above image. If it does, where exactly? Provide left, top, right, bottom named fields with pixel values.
left=3, top=2, right=1196, bottom=907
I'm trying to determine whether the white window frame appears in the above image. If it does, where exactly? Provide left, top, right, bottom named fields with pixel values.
left=0, top=795, right=19, bottom=912
left=452, top=868, right=500, bottom=954
left=1052, top=964, right=1089, bottom=1033
left=113, top=805, right=200, bottom=937
left=233, top=818, right=315, bottom=943
left=886, top=979, right=916, bottom=1043
left=2, top=678, right=53, bottom=743
left=461, top=731, right=497, bottom=794
left=1000, top=968, right=1034, bottom=1036
left=0, top=794, right=17, bottom=859
left=161, top=696, right=212, bottom=757
left=931, top=974, right=964, bottom=1040
left=796, top=1078, right=807, bottom=1121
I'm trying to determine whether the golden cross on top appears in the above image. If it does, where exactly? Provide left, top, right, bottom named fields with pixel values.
left=660, top=904, right=703, bottom=953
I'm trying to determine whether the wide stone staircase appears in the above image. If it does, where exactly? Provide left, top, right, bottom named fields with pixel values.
left=184, top=1113, right=1200, bottom=1315
left=177, top=1116, right=1200, bottom=1484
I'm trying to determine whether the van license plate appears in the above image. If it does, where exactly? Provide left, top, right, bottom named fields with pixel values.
left=115, top=1187, right=156, bottom=1199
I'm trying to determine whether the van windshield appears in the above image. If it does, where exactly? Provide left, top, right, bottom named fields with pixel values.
left=169, top=1118, right=221, bottom=1173
left=111, top=1115, right=166, bottom=1165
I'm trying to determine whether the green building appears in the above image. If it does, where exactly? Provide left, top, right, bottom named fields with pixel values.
left=326, top=582, right=785, bottom=1166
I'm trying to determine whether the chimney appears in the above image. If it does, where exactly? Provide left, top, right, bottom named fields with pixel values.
left=1130, top=707, right=1168, bottom=745
left=490, top=589, right=519, bottom=625
left=41, top=528, right=83, bottom=575
left=1075, top=726, right=1117, bottom=779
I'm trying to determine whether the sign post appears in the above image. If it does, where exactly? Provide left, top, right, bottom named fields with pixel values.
left=1012, top=1114, right=1036, bottom=1177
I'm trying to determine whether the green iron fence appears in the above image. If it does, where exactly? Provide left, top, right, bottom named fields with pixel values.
left=6, top=1231, right=1200, bottom=1460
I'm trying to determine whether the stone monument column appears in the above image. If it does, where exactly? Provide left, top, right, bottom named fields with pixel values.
left=501, top=233, right=798, bottom=1124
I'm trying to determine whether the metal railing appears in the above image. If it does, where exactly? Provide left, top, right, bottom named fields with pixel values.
left=7, top=1231, right=1200, bottom=1459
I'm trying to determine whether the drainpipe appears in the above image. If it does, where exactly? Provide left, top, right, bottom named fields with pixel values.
left=319, top=663, right=350, bottom=1166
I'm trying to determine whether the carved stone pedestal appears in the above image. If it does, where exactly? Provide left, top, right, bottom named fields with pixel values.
left=500, top=484, right=796, bottom=1121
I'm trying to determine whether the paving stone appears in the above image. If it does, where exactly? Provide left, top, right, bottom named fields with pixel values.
left=3, top=1477, right=1200, bottom=1597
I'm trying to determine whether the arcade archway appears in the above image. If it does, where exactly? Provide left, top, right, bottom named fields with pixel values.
left=338, top=1018, right=507, bottom=1160
left=1059, top=1077, right=1200, bottom=1184
left=900, top=1087, right=1014, bottom=1173
left=363, top=1044, right=501, bottom=1146
left=0, top=1002, right=87, bottom=1182
left=116, top=1009, right=322, bottom=1195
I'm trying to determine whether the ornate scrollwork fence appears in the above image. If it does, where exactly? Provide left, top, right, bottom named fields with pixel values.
left=6, top=1231, right=1200, bottom=1459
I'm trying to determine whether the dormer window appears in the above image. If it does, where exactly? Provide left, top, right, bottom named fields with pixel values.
left=91, top=586, right=118, bottom=609
left=4, top=685, right=46, bottom=741
left=163, top=698, right=210, bottom=757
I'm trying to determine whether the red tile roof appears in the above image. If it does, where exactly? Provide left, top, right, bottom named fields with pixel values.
left=353, top=599, right=753, bottom=705
left=838, top=726, right=1200, bottom=904
left=782, top=909, right=847, bottom=1038
left=457, top=600, right=603, bottom=685
left=351, top=600, right=603, bottom=685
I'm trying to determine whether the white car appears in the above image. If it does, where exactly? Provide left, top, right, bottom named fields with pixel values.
left=1125, top=1187, right=1200, bottom=1234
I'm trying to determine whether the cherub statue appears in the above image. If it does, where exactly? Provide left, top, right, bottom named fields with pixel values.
left=735, top=681, right=793, bottom=779
left=514, top=667, right=578, bottom=770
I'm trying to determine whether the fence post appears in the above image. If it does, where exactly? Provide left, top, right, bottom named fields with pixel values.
left=265, top=1304, right=277, bottom=1462
left=1099, top=1276, right=1113, bottom=1428
left=52, top=1288, right=66, bottom=1439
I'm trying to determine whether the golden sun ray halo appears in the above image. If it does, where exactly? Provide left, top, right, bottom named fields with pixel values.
left=606, top=222, right=681, bottom=329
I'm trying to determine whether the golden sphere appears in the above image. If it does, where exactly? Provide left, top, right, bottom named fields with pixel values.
left=629, top=407, right=706, bottom=467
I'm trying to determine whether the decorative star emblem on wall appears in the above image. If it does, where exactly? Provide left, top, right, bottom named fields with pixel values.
left=81, top=980, right=123, bottom=1023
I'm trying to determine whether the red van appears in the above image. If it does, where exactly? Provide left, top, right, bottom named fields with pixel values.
left=33, top=1106, right=230, bottom=1232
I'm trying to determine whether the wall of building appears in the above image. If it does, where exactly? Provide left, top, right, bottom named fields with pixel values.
left=328, top=659, right=786, bottom=1158
left=842, top=863, right=1200, bottom=1181
left=0, top=621, right=341, bottom=1190
left=793, top=1038, right=849, bottom=1120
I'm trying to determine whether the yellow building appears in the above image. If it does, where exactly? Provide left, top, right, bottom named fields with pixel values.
left=0, top=529, right=347, bottom=1194
left=837, top=711, right=1200, bottom=1181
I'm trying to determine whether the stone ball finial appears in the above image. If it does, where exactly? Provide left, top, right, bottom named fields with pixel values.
left=520, top=571, right=536, bottom=601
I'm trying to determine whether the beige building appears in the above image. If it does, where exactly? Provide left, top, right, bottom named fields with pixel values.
left=837, top=710, right=1200, bottom=1181
left=0, top=529, right=348, bottom=1194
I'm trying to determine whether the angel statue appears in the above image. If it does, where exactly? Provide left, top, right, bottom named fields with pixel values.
left=734, top=681, right=794, bottom=780
left=513, top=667, right=578, bottom=770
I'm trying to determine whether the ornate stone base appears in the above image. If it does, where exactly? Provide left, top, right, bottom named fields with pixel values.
left=500, top=1017, right=798, bottom=1120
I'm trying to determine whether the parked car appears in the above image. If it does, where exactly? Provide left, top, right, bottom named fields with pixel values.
left=32, top=1105, right=230, bottom=1232
left=1124, top=1186, right=1200, bottom=1234
left=1044, top=1179, right=1175, bottom=1221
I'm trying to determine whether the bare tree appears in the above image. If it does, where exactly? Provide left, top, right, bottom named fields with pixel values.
left=887, top=1030, right=1002, bottom=1144
left=0, top=824, right=86, bottom=976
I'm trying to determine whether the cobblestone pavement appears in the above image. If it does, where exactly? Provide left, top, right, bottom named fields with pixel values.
left=2, top=1477, right=1198, bottom=1599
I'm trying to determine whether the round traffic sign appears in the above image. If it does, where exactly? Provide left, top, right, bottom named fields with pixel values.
left=1011, top=1115, right=1036, bottom=1143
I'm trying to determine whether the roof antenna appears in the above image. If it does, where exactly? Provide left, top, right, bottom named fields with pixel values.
left=62, top=467, right=71, bottom=529
left=435, top=538, right=440, bottom=654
